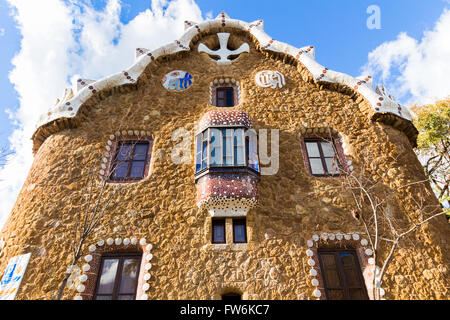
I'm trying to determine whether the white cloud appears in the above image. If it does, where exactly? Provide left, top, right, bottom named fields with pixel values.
left=1, top=0, right=76, bottom=231
left=362, top=9, right=450, bottom=105
left=72, top=0, right=204, bottom=78
left=0, top=0, right=204, bottom=229
left=0, top=28, right=5, bottom=37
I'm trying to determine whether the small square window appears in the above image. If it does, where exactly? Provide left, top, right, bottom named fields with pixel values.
left=216, top=87, right=234, bottom=107
left=210, top=81, right=240, bottom=107
left=232, top=218, right=247, bottom=243
left=212, top=219, right=226, bottom=243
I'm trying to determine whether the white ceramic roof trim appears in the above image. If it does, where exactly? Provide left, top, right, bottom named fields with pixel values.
left=35, top=12, right=412, bottom=133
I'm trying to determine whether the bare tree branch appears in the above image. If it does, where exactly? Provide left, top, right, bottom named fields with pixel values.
left=320, top=133, right=446, bottom=300
left=56, top=131, right=150, bottom=299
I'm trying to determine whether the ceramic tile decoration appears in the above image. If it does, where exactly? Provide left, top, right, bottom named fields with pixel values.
left=162, top=70, right=193, bottom=91
left=198, top=110, right=252, bottom=133
left=255, top=70, right=286, bottom=89
left=196, top=174, right=258, bottom=217
left=198, top=33, right=250, bottom=65
left=135, top=48, right=150, bottom=60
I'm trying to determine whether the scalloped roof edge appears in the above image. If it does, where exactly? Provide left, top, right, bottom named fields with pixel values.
left=33, top=12, right=415, bottom=150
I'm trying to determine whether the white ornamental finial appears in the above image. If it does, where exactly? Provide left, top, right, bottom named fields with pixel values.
left=198, top=33, right=249, bottom=65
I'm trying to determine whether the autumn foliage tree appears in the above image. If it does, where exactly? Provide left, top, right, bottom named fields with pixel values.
left=411, top=99, right=450, bottom=218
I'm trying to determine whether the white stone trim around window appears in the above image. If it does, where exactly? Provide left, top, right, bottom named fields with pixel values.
left=209, top=77, right=241, bottom=107
left=73, top=236, right=153, bottom=301
left=100, top=130, right=154, bottom=181
left=306, top=232, right=385, bottom=300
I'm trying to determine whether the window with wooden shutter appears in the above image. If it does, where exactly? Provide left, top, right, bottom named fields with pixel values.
left=317, top=249, right=368, bottom=300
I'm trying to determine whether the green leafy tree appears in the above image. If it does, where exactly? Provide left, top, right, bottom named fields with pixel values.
left=412, top=99, right=450, bottom=219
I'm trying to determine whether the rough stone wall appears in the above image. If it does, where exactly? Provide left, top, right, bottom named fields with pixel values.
left=0, top=32, right=448, bottom=300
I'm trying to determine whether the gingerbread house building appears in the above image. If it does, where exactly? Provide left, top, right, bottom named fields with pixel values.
left=0, top=13, right=448, bottom=300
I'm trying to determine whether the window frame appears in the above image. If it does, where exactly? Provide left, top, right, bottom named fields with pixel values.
left=232, top=218, right=247, bottom=243
left=212, top=219, right=226, bottom=244
left=93, top=253, right=142, bottom=300
left=195, top=127, right=259, bottom=179
left=303, top=137, right=344, bottom=177
left=216, top=87, right=235, bottom=107
left=211, top=82, right=240, bottom=107
left=317, top=249, right=368, bottom=300
left=108, top=138, right=153, bottom=182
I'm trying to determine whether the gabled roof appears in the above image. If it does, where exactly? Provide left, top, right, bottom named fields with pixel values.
left=32, top=12, right=417, bottom=153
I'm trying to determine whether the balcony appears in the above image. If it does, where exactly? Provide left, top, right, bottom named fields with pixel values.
left=195, top=110, right=260, bottom=217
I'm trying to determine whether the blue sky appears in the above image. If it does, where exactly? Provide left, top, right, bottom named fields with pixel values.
left=0, top=0, right=449, bottom=228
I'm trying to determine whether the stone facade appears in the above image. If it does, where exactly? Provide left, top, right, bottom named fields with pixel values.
left=0, top=14, right=448, bottom=300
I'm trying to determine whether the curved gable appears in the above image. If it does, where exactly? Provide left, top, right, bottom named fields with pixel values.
left=31, top=12, right=417, bottom=153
